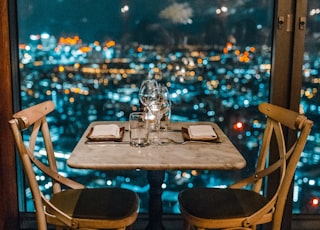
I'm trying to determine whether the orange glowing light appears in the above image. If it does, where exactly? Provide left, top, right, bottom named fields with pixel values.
left=74, top=63, right=80, bottom=69
left=58, top=36, right=81, bottom=45
left=312, top=198, right=319, bottom=207
left=191, top=170, right=198, bottom=176
left=226, top=42, right=233, bottom=49
left=223, top=47, right=228, bottom=54
left=105, top=40, right=116, bottom=47
left=137, top=46, right=143, bottom=52
left=250, top=46, right=256, bottom=52
left=19, top=44, right=27, bottom=49
left=233, top=122, right=244, bottom=131
left=79, top=46, right=91, bottom=53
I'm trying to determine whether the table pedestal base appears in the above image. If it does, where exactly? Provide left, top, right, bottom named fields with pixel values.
left=146, top=170, right=166, bottom=230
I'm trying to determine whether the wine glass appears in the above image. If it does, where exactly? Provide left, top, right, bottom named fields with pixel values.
left=138, top=79, right=171, bottom=145
left=148, top=84, right=171, bottom=144
left=138, top=79, right=160, bottom=144
left=138, top=79, right=160, bottom=111
left=159, top=85, right=171, bottom=130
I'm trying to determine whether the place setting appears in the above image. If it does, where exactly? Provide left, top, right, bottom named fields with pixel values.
left=85, top=124, right=128, bottom=144
left=84, top=78, right=221, bottom=146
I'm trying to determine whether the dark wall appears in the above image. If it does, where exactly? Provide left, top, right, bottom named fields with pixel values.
left=0, top=0, right=19, bottom=229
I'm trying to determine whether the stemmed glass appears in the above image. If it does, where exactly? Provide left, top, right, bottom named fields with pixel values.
left=138, top=79, right=160, bottom=143
left=139, top=79, right=160, bottom=112
left=138, top=80, right=171, bottom=144
left=158, top=84, right=171, bottom=130
left=148, top=86, right=171, bottom=144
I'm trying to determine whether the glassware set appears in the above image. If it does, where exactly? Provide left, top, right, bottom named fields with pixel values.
left=138, top=78, right=171, bottom=145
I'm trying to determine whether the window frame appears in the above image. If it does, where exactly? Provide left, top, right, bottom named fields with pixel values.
left=3, top=0, right=313, bottom=228
left=269, top=0, right=307, bottom=227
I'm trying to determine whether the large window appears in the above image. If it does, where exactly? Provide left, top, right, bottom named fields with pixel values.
left=297, top=0, right=320, bottom=214
left=16, top=0, right=320, bottom=215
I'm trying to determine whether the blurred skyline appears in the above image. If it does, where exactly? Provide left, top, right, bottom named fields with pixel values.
left=17, top=0, right=273, bottom=46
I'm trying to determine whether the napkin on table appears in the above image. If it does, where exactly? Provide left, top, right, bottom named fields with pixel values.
left=188, top=125, right=217, bottom=139
left=89, top=124, right=121, bottom=139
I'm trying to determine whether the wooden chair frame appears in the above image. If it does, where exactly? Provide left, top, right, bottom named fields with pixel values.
left=178, top=102, right=314, bottom=230
left=9, top=101, right=139, bottom=230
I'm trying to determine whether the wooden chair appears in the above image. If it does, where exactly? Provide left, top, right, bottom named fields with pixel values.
left=178, top=102, right=313, bottom=230
left=8, top=101, right=139, bottom=230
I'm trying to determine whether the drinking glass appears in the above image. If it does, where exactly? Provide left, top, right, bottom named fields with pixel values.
left=129, top=112, right=149, bottom=147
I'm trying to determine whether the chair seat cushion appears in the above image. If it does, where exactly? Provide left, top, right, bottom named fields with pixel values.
left=49, top=187, right=138, bottom=219
left=179, top=187, right=269, bottom=219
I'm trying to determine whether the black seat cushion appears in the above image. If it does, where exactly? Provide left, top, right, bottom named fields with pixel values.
left=179, top=187, right=269, bottom=219
left=49, top=187, right=139, bottom=219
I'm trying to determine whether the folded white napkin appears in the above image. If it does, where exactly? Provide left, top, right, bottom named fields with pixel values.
left=188, top=125, right=217, bottom=139
left=89, top=124, right=120, bottom=138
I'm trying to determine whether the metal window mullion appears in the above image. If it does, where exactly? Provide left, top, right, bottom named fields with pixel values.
left=289, top=0, right=308, bottom=111
left=270, top=0, right=295, bottom=108
left=269, top=0, right=308, bottom=229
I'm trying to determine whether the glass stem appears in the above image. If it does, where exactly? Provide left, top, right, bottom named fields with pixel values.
left=156, top=118, right=161, bottom=144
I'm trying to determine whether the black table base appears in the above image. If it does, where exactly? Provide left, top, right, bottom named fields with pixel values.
left=146, top=170, right=166, bottom=230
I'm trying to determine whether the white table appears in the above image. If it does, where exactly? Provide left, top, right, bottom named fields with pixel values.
left=67, top=121, right=246, bottom=230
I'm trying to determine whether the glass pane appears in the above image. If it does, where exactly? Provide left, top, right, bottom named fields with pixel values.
left=17, top=0, right=273, bottom=214
left=297, top=0, right=320, bottom=214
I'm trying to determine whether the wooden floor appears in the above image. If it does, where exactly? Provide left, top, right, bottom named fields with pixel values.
left=19, top=212, right=320, bottom=230
left=20, top=213, right=184, bottom=230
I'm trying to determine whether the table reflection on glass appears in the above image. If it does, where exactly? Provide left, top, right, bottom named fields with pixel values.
left=67, top=121, right=246, bottom=230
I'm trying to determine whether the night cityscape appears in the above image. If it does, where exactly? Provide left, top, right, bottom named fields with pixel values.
left=17, top=0, right=320, bottom=215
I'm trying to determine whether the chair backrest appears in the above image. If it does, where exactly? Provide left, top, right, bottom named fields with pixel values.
left=230, top=102, right=313, bottom=229
left=8, top=101, right=84, bottom=229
